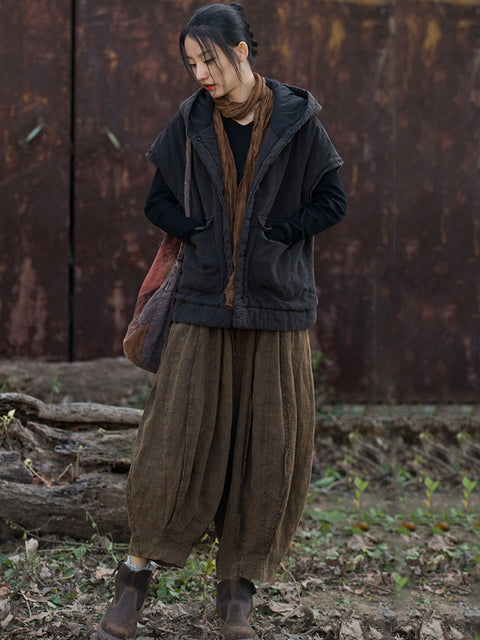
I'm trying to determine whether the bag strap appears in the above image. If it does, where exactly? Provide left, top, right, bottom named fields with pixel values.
left=184, top=130, right=192, bottom=218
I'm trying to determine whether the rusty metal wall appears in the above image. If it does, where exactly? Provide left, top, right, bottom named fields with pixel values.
left=251, top=0, right=398, bottom=400
left=384, top=0, right=480, bottom=402
left=250, top=0, right=480, bottom=401
left=1, top=0, right=479, bottom=401
left=0, top=1, right=72, bottom=360
left=72, top=0, right=197, bottom=359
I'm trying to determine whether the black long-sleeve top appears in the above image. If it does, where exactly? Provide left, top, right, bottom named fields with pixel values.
left=145, top=116, right=347, bottom=244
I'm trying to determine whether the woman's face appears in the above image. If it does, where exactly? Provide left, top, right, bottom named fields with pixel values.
left=184, top=35, right=243, bottom=100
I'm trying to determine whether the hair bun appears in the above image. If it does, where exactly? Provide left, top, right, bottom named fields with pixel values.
left=230, top=2, right=244, bottom=15
left=229, top=2, right=257, bottom=58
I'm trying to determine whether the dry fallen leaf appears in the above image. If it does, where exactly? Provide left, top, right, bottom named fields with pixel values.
left=1, top=613, right=14, bottom=629
left=347, top=534, right=377, bottom=551
left=266, top=601, right=303, bottom=619
left=95, top=566, right=112, bottom=580
left=267, top=601, right=298, bottom=614
left=176, top=602, right=198, bottom=618
left=39, top=565, right=52, bottom=580
left=0, top=599, right=10, bottom=618
left=427, top=534, right=457, bottom=551
left=420, top=617, right=444, bottom=640
left=23, top=612, right=49, bottom=624
left=367, top=626, right=384, bottom=640
left=25, top=538, right=38, bottom=563
left=339, top=617, right=363, bottom=640
left=20, top=590, right=50, bottom=604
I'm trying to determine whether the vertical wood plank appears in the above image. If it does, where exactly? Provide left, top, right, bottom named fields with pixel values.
left=72, top=0, right=197, bottom=359
left=250, top=0, right=396, bottom=400
left=391, top=0, right=480, bottom=400
left=0, top=1, right=71, bottom=359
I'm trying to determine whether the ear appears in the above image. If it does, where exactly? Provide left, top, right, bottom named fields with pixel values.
left=235, top=40, right=249, bottom=62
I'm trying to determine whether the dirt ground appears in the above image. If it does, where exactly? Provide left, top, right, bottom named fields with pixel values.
left=0, top=358, right=479, bottom=639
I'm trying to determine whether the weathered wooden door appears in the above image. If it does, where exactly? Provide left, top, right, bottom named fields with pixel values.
left=1, top=0, right=479, bottom=402
left=0, top=1, right=72, bottom=360
left=72, top=1, right=197, bottom=359
left=1, top=0, right=196, bottom=361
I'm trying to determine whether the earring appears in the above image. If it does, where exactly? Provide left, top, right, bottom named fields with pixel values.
left=241, top=63, right=245, bottom=71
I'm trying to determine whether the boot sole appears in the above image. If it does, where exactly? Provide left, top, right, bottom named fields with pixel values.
left=97, top=621, right=136, bottom=640
left=220, top=627, right=257, bottom=640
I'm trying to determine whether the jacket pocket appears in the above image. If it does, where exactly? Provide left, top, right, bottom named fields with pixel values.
left=190, top=217, right=213, bottom=242
left=247, top=226, right=316, bottom=307
left=180, top=219, right=223, bottom=294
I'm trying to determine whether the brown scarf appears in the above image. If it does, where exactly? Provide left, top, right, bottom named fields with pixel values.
left=213, top=73, right=274, bottom=309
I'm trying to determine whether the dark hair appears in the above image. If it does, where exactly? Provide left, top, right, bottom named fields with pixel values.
left=179, top=3, right=258, bottom=80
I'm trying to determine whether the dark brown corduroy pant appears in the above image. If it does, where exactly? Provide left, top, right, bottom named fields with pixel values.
left=126, top=322, right=315, bottom=581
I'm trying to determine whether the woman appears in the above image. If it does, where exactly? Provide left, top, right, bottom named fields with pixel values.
left=98, top=3, right=346, bottom=639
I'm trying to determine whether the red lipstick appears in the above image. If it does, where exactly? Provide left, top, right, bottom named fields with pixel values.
left=203, top=84, right=215, bottom=91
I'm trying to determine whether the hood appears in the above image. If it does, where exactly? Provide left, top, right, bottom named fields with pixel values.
left=179, top=77, right=322, bottom=143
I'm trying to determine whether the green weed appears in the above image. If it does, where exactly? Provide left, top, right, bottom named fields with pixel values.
left=424, top=476, right=440, bottom=509
left=153, top=534, right=218, bottom=602
left=309, top=468, right=342, bottom=495
left=0, top=409, right=15, bottom=448
left=0, top=374, right=19, bottom=393
left=462, top=477, right=477, bottom=510
left=48, top=371, right=63, bottom=403
left=353, top=476, right=369, bottom=509
left=393, top=573, right=409, bottom=598
left=127, top=388, right=151, bottom=408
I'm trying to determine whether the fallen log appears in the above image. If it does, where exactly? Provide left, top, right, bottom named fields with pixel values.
left=0, top=474, right=130, bottom=541
left=2, top=392, right=479, bottom=541
left=0, top=393, right=141, bottom=542
left=5, top=418, right=137, bottom=473
left=0, top=392, right=143, bottom=430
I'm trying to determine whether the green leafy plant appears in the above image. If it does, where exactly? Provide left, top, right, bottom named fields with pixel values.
left=49, top=371, right=63, bottom=403
left=1, top=409, right=16, bottom=449
left=127, top=388, right=151, bottom=408
left=462, top=477, right=477, bottom=510
left=424, top=476, right=440, bottom=509
left=393, top=573, right=408, bottom=598
left=0, top=374, right=19, bottom=393
left=309, top=467, right=342, bottom=495
left=154, top=533, right=218, bottom=603
left=353, top=476, right=369, bottom=509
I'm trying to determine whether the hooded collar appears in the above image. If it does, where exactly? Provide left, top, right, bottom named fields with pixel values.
left=179, top=78, right=322, bottom=144
left=177, top=79, right=323, bottom=219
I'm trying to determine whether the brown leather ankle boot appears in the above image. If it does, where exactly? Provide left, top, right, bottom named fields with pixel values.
left=216, top=578, right=257, bottom=640
left=97, top=561, right=152, bottom=640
